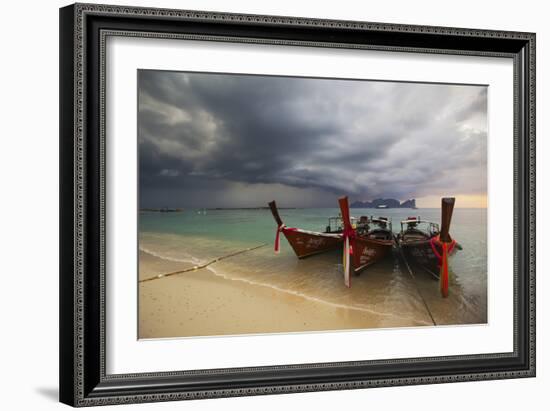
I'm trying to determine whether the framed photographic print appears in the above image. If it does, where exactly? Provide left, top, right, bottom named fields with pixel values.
left=59, top=3, right=536, bottom=407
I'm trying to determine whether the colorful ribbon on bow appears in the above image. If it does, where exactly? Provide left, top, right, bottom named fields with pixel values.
left=274, top=224, right=286, bottom=254
left=429, top=235, right=456, bottom=261
left=440, top=242, right=449, bottom=298
left=342, top=226, right=355, bottom=288
left=429, top=235, right=456, bottom=297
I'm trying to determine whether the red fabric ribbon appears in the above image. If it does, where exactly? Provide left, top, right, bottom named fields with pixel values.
left=342, top=227, right=356, bottom=288
left=274, top=224, right=286, bottom=253
left=274, top=226, right=297, bottom=253
left=429, top=235, right=456, bottom=264
left=440, top=242, right=449, bottom=298
left=343, top=227, right=356, bottom=243
left=429, top=235, right=454, bottom=297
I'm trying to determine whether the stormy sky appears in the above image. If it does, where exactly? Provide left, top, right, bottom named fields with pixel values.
left=138, top=70, right=487, bottom=208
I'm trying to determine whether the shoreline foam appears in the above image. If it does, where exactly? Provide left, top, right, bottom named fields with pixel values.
left=138, top=240, right=488, bottom=339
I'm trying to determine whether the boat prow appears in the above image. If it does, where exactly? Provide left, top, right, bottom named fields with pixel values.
left=268, top=201, right=343, bottom=259
left=338, top=197, right=395, bottom=276
left=397, top=197, right=460, bottom=297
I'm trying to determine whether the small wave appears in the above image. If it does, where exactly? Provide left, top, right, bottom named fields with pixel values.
left=205, top=265, right=431, bottom=326
left=140, top=245, right=431, bottom=326
left=139, top=246, right=204, bottom=266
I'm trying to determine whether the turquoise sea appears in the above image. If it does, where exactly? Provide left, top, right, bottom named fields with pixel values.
left=139, top=207, right=487, bottom=328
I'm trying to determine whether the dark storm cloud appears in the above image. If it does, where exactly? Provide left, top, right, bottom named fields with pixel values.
left=138, top=70, right=487, bottom=207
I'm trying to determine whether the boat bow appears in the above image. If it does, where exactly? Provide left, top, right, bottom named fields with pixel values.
left=268, top=200, right=285, bottom=253
left=438, top=197, right=456, bottom=297
left=268, top=201, right=342, bottom=259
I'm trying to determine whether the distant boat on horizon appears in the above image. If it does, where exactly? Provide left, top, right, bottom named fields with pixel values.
left=140, top=207, right=183, bottom=213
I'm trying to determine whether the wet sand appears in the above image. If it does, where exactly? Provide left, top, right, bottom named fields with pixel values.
left=137, top=245, right=481, bottom=339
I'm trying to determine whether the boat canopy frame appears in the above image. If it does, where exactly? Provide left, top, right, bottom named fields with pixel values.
left=327, top=215, right=357, bottom=233
left=400, top=218, right=439, bottom=237
left=369, top=216, right=393, bottom=233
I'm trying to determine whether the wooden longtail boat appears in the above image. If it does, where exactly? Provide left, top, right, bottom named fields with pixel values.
left=396, top=197, right=461, bottom=297
left=268, top=201, right=343, bottom=259
left=338, top=196, right=395, bottom=287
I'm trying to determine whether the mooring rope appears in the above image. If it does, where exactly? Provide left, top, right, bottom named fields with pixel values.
left=139, top=243, right=268, bottom=283
left=396, top=246, right=438, bottom=326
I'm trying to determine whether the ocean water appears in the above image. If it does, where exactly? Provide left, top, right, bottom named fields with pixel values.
left=139, top=207, right=487, bottom=328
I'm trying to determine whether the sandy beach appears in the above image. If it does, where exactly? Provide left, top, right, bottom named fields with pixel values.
left=139, top=250, right=430, bottom=338
left=138, top=225, right=486, bottom=339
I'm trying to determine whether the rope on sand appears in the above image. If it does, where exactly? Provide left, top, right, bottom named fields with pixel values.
left=139, top=243, right=267, bottom=284
left=396, top=246, right=438, bottom=326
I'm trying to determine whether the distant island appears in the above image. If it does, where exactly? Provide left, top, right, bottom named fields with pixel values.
left=350, top=198, right=417, bottom=209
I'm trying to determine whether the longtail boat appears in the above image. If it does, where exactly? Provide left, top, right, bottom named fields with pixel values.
left=338, top=196, right=395, bottom=287
left=396, top=197, right=461, bottom=297
left=268, top=201, right=344, bottom=259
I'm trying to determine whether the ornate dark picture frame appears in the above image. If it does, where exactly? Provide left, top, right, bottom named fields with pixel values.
left=59, top=3, right=535, bottom=407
